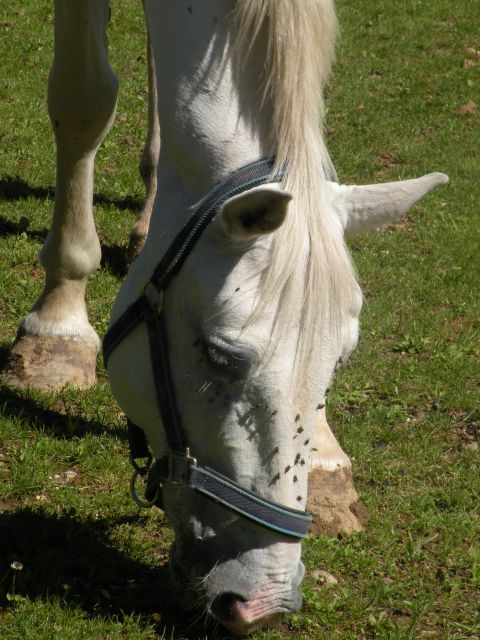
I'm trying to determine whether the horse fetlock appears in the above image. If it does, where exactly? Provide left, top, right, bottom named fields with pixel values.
left=309, top=448, right=352, bottom=471
left=20, top=311, right=100, bottom=352
left=130, top=141, right=158, bottom=263
left=310, top=409, right=352, bottom=471
left=127, top=216, right=151, bottom=263
left=22, top=279, right=100, bottom=350
left=131, top=135, right=158, bottom=262
left=40, top=230, right=101, bottom=282
left=307, top=410, right=366, bottom=535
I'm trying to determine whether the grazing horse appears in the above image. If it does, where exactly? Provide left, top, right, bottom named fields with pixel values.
left=3, top=0, right=447, bottom=633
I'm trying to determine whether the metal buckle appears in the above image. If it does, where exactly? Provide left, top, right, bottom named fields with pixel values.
left=142, top=281, right=164, bottom=314
left=165, top=448, right=197, bottom=486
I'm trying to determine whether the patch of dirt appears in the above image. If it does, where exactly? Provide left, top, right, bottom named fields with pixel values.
left=458, top=100, right=477, bottom=116
left=49, top=468, right=81, bottom=487
left=374, top=151, right=400, bottom=175
left=446, top=409, right=479, bottom=450
left=465, top=46, right=480, bottom=58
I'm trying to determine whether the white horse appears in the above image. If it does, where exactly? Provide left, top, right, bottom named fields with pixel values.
left=3, top=0, right=447, bottom=634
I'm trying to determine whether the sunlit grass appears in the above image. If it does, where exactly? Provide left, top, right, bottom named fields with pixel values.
left=0, top=0, right=478, bottom=638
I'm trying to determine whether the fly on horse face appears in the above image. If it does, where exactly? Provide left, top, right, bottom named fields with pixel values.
left=3, top=0, right=447, bottom=634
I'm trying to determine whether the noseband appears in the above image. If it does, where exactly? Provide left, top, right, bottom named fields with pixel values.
left=103, top=159, right=312, bottom=539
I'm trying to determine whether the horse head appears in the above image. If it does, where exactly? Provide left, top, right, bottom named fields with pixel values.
left=107, top=0, right=447, bottom=633
left=107, top=166, right=446, bottom=634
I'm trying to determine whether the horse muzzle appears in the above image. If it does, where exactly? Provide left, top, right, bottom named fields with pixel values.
left=170, top=543, right=305, bottom=634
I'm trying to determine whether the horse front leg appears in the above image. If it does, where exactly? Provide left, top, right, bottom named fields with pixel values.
left=127, top=26, right=160, bottom=263
left=2, top=0, right=118, bottom=391
left=307, top=407, right=368, bottom=536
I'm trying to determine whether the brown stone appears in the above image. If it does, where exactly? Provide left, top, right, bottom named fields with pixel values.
left=1, top=334, right=97, bottom=391
left=307, top=466, right=369, bottom=537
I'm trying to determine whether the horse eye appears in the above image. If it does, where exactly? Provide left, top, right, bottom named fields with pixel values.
left=204, top=342, right=250, bottom=381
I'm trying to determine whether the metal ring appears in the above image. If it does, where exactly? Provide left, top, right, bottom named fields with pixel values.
left=129, top=469, right=160, bottom=508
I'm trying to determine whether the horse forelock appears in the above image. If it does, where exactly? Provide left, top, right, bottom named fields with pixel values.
left=233, top=0, right=360, bottom=393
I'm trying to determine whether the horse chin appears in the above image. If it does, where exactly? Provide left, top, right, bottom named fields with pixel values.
left=211, top=614, right=275, bottom=636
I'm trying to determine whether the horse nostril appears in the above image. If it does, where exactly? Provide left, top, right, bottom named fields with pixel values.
left=210, top=592, right=247, bottom=622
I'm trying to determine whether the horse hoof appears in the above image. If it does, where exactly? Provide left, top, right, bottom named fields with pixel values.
left=1, top=334, right=98, bottom=391
left=307, top=466, right=368, bottom=537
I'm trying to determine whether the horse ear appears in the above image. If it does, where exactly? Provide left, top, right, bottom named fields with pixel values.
left=329, top=173, right=449, bottom=236
left=221, top=185, right=292, bottom=240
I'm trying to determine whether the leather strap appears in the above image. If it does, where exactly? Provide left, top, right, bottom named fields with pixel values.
left=144, top=301, right=186, bottom=452
left=147, top=458, right=312, bottom=538
left=127, top=418, right=150, bottom=461
left=189, top=465, right=311, bottom=537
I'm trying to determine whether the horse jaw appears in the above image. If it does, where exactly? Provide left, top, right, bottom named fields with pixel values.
left=329, top=172, right=449, bottom=235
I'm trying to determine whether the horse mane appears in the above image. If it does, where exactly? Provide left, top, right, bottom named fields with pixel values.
left=234, top=1, right=360, bottom=389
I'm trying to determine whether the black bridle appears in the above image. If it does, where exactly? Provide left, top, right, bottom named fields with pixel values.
left=103, top=159, right=312, bottom=538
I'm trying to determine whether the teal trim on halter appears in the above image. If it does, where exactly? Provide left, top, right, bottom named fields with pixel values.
left=188, top=465, right=312, bottom=538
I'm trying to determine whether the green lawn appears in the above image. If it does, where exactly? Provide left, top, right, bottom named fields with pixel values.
left=0, top=1, right=478, bottom=638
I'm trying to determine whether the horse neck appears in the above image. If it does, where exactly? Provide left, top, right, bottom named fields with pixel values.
left=144, top=0, right=272, bottom=203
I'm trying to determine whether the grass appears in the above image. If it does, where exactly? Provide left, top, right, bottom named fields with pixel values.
left=0, top=0, right=479, bottom=638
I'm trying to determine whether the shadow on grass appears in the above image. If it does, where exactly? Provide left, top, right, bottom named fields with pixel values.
left=0, top=213, right=48, bottom=241
left=0, top=175, right=143, bottom=212
left=0, top=508, right=221, bottom=639
left=100, top=242, right=128, bottom=279
left=0, top=383, right=127, bottom=442
left=0, top=177, right=54, bottom=204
